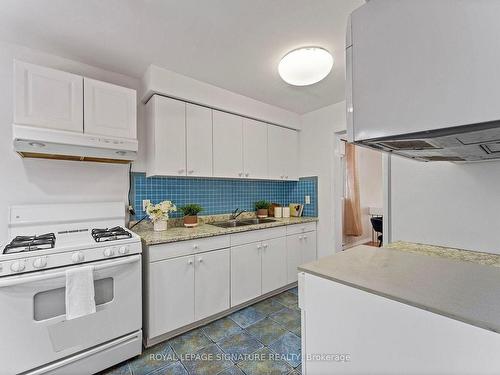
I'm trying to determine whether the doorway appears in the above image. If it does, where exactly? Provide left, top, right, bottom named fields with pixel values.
left=333, top=131, right=384, bottom=251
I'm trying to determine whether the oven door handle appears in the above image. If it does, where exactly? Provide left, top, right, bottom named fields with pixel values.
left=0, top=254, right=140, bottom=288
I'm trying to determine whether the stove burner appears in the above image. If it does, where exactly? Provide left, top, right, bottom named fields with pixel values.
left=91, top=226, right=132, bottom=243
left=3, top=233, right=56, bottom=254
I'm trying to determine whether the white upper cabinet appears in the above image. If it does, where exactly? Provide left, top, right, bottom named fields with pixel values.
left=83, top=78, right=136, bottom=139
left=186, top=104, right=213, bottom=177
left=146, top=95, right=186, bottom=177
left=144, top=96, right=299, bottom=180
left=268, top=126, right=299, bottom=180
left=213, top=110, right=244, bottom=178
left=15, top=61, right=83, bottom=132
left=243, top=119, right=268, bottom=179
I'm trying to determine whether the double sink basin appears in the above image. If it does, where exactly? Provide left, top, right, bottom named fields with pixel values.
left=210, top=218, right=277, bottom=228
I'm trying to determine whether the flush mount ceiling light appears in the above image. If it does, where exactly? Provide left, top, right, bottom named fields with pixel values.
left=278, top=47, right=334, bottom=86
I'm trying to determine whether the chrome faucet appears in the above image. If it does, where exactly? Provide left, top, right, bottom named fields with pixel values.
left=229, top=208, right=245, bottom=220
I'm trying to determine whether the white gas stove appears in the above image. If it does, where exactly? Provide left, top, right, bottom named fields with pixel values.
left=1, top=202, right=142, bottom=276
left=0, top=202, right=142, bottom=375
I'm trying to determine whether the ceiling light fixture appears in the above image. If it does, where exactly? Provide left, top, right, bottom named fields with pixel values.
left=278, top=47, right=334, bottom=86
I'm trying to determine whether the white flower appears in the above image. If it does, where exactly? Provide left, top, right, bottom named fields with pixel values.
left=145, top=200, right=177, bottom=223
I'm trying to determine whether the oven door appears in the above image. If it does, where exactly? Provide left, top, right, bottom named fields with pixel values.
left=0, top=255, right=141, bottom=375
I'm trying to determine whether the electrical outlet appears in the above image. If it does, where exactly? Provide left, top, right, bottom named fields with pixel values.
left=305, top=195, right=311, bottom=205
left=142, top=199, right=151, bottom=211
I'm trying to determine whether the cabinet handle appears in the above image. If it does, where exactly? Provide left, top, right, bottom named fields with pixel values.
left=198, top=257, right=203, bottom=263
left=178, top=169, right=185, bottom=174
left=193, top=244, right=199, bottom=249
left=245, top=173, right=249, bottom=177
left=303, top=235, right=308, bottom=240
left=257, top=244, right=262, bottom=250
left=299, top=236, right=303, bottom=240
left=263, top=243, right=268, bottom=249
left=188, top=170, right=194, bottom=174
left=238, top=172, right=243, bottom=177
left=188, top=259, right=193, bottom=265
left=285, top=176, right=289, bottom=179
left=280, top=175, right=284, bottom=179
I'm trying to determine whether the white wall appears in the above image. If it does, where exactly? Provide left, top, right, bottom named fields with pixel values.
left=390, top=156, right=500, bottom=254
left=300, top=101, right=346, bottom=258
left=0, top=41, right=142, bottom=245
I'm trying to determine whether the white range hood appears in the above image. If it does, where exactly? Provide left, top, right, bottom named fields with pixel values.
left=13, top=124, right=138, bottom=164
left=346, top=0, right=500, bottom=162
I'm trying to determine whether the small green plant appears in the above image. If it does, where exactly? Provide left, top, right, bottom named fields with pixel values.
left=179, top=204, right=203, bottom=216
left=254, top=200, right=271, bottom=210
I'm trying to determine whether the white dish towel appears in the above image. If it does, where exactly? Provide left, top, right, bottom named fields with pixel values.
left=65, top=266, right=96, bottom=320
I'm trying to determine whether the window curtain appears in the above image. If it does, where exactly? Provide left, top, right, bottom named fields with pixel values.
left=343, top=143, right=363, bottom=236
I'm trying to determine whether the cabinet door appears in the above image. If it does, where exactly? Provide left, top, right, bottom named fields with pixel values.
left=286, top=234, right=302, bottom=284
left=83, top=78, right=137, bottom=139
left=213, top=111, right=243, bottom=178
left=148, top=255, right=194, bottom=338
left=243, top=119, right=268, bottom=179
left=301, top=232, right=317, bottom=264
left=195, top=248, right=230, bottom=320
left=262, top=237, right=287, bottom=294
left=282, top=128, right=299, bottom=180
left=268, top=126, right=299, bottom=181
left=147, top=96, right=186, bottom=177
left=231, top=242, right=262, bottom=306
left=186, top=104, right=213, bottom=177
left=14, top=61, right=83, bottom=132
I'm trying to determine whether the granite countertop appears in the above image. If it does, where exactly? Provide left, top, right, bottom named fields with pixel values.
left=299, top=243, right=500, bottom=333
left=130, top=215, right=318, bottom=246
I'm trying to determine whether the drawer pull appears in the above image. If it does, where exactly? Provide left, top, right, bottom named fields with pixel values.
left=188, top=259, right=193, bottom=265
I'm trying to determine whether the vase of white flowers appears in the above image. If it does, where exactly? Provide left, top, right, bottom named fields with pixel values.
left=145, top=200, right=177, bottom=232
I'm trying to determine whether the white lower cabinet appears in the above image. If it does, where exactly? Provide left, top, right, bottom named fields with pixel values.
left=261, top=237, right=287, bottom=294
left=231, top=242, right=262, bottom=307
left=145, top=223, right=317, bottom=344
left=286, top=230, right=317, bottom=283
left=195, top=249, right=230, bottom=320
left=149, top=255, right=195, bottom=338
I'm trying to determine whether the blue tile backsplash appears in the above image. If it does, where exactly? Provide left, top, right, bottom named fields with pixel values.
left=130, top=174, right=318, bottom=219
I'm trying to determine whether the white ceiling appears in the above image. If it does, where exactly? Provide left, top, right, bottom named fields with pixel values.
left=0, top=0, right=363, bottom=114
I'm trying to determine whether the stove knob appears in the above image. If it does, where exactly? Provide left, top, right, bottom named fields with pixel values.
left=103, top=248, right=114, bottom=257
left=33, top=257, right=47, bottom=269
left=71, top=252, right=85, bottom=263
left=10, top=261, right=25, bottom=273
left=118, top=246, right=129, bottom=255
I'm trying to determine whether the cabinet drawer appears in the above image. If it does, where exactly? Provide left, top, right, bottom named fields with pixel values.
left=286, top=222, right=316, bottom=236
left=231, top=226, right=286, bottom=246
left=148, top=235, right=230, bottom=262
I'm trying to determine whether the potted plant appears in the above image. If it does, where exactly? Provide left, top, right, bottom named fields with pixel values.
left=179, top=204, right=203, bottom=227
left=145, top=200, right=177, bottom=232
left=255, top=200, right=271, bottom=218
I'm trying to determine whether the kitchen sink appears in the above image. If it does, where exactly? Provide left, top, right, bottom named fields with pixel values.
left=210, top=218, right=276, bottom=228
left=240, top=218, right=277, bottom=224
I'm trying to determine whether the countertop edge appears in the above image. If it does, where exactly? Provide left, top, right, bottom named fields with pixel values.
left=135, top=217, right=319, bottom=246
